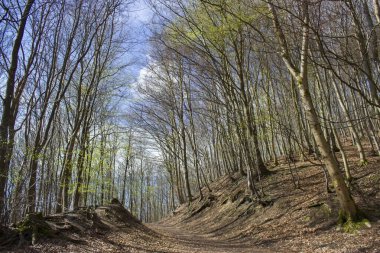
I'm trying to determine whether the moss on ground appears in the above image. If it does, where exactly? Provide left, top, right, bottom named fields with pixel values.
left=341, top=218, right=371, bottom=233
left=337, top=210, right=371, bottom=234
left=358, top=159, right=368, bottom=167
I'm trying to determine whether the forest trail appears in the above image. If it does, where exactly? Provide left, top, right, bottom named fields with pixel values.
left=1, top=200, right=273, bottom=253
left=146, top=223, right=274, bottom=253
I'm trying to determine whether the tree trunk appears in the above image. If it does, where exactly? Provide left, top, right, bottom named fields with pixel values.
left=269, top=1, right=359, bottom=221
left=0, top=0, right=35, bottom=220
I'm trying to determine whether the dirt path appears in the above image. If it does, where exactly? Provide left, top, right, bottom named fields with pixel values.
left=11, top=204, right=276, bottom=253
left=145, top=223, right=275, bottom=253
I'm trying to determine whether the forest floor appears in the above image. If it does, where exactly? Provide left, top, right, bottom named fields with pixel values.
left=160, top=142, right=380, bottom=252
left=0, top=201, right=271, bottom=252
left=2, top=143, right=380, bottom=252
left=157, top=143, right=380, bottom=252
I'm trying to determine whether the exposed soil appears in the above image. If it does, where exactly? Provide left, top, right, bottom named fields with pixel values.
left=2, top=143, right=380, bottom=252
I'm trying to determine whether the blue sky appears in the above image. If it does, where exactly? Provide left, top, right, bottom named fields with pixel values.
left=127, top=0, right=154, bottom=79
left=112, top=0, right=155, bottom=125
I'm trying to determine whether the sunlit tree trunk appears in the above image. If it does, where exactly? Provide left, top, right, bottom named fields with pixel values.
left=269, top=1, right=359, bottom=221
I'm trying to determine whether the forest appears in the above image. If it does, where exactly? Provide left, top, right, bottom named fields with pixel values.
left=1, top=0, right=380, bottom=252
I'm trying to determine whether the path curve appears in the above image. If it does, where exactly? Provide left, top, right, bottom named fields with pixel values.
left=147, top=223, right=274, bottom=253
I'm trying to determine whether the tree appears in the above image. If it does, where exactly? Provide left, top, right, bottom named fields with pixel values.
left=267, top=0, right=358, bottom=222
left=0, top=0, right=35, bottom=220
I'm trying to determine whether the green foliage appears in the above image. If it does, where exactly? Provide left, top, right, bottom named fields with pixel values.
left=164, top=0, right=269, bottom=50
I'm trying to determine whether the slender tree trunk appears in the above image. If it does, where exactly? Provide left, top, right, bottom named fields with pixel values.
left=269, top=1, right=359, bottom=221
left=0, top=0, right=35, bottom=220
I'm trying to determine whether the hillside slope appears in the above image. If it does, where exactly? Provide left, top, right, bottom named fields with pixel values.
left=0, top=200, right=163, bottom=252
left=158, top=144, right=380, bottom=252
